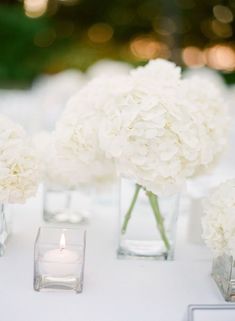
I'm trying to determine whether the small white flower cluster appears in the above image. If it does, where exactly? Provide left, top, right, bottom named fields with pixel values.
left=202, top=179, right=235, bottom=257
left=0, top=115, right=39, bottom=203
left=33, top=131, right=82, bottom=190
left=55, top=58, right=229, bottom=195
left=55, top=78, right=117, bottom=187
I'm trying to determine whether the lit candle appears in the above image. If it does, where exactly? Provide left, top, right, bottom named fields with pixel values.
left=41, top=232, right=80, bottom=276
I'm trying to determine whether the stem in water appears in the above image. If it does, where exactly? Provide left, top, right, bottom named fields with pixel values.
left=146, top=191, right=170, bottom=251
left=121, top=184, right=141, bottom=234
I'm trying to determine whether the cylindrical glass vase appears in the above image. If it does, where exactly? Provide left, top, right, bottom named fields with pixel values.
left=212, top=254, right=235, bottom=302
left=0, top=204, right=11, bottom=256
left=43, top=186, right=91, bottom=225
left=117, top=178, right=180, bottom=260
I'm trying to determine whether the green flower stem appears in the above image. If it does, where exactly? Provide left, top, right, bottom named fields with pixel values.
left=121, top=184, right=141, bottom=234
left=146, top=191, right=170, bottom=251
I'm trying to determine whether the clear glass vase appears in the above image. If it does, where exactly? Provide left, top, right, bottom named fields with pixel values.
left=0, top=204, right=11, bottom=256
left=212, top=254, right=235, bottom=301
left=43, top=186, right=91, bottom=225
left=92, top=182, right=118, bottom=208
left=117, top=178, right=180, bottom=260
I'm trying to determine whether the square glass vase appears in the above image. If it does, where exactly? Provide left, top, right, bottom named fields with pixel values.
left=34, top=226, right=86, bottom=293
left=92, top=183, right=118, bottom=208
left=212, top=254, right=235, bottom=301
left=117, top=178, right=180, bottom=260
left=43, top=186, right=91, bottom=225
left=0, top=204, right=12, bottom=256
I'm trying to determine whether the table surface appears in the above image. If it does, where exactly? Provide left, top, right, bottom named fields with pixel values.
left=0, top=188, right=230, bottom=321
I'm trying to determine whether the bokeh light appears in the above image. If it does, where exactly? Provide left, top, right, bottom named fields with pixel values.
left=153, top=17, right=176, bottom=36
left=24, top=0, right=48, bottom=18
left=206, top=45, right=235, bottom=71
left=1, top=0, right=235, bottom=85
left=88, top=23, right=113, bottom=44
left=211, top=19, right=233, bottom=38
left=182, top=47, right=205, bottom=67
left=213, top=5, right=233, bottom=24
left=130, top=35, right=170, bottom=60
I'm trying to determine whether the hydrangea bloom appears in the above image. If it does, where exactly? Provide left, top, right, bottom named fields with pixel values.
left=99, top=59, right=229, bottom=196
left=202, top=179, right=235, bottom=257
left=86, top=59, right=132, bottom=79
left=0, top=115, right=39, bottom=203
left=183, top=67, right=227, bottom=95
left=32, top=70, right=85, bottom=132
left=55, top=79, right=117, bottom=186
left=33, top=131, right=82, bottom=189
left=55, top=59, right=229, bottom=196
left=180, top=76, right=229, bottom=173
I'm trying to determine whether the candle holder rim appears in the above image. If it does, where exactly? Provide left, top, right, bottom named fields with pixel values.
left=35, top=227, right=87, bottom=247
left=36, top=226, right=87, bottom=233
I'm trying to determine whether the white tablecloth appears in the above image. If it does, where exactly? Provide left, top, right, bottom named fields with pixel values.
left=0, top=189, right=228, bottom=321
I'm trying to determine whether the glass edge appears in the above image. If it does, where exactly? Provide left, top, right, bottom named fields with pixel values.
left=188, top=304, right=235, bottom=321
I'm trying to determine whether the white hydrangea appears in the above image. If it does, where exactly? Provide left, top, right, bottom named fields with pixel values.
left=86, top=59, right=132, bottom=79
left=32, top=70, right=85, bottom=131
left=99, top=59, right=229, bottom=196
left=55, top=79, right=117, bottom=186
left=179, top=76, right=229, bottom=174
left=33, top=131, right=82, bottom=189
left=202, top=179, right=235, bottom=257
left=0, top=115, right=39, bottom=203
left=130, top=58, right=181, bottom=89
left=183, top=67, right=227, bottom=95
left=54, top=59, right=229, bottom=196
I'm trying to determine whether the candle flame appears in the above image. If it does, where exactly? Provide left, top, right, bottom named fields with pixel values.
left=60, top=232, right=66, bottom=251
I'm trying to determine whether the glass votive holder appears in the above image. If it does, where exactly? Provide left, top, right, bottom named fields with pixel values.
left=43, top=186, right=91, bottom=225
left=0, top=204, right=12, bottom=256
left=34, top=226, right=86, bottom=293
left=212, top=254, right=235, bottom=301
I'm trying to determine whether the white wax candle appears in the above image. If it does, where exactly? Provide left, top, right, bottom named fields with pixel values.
left=40, top=232, right=81, bottom=276
left=41, top=248, right=79, bottom=276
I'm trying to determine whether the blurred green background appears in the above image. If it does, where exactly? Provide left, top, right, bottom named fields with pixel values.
left=1, top=0, right=235, bottom=87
